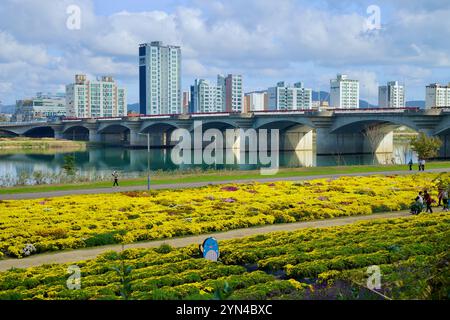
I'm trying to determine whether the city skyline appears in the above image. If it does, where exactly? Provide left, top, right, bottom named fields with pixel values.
left=1, top=0, right=450, bottom=105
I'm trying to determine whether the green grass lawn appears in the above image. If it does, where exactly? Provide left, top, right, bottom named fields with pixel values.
left=0, top=161, right=448, bottom=195
left=0, top=138, right=86, bottom=152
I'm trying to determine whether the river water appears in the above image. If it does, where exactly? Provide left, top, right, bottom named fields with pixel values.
left=0, top=144, right=420, bottom=186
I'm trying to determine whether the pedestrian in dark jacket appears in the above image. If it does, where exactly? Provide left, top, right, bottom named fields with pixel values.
left=424, top=191, right=433, bottom=213
left=408, top=159, right=413, bottom=171
left=112, top=171, right=119, bottom=187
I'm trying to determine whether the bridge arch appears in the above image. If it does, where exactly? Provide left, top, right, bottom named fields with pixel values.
left=141, top=122, right=180, bottom=133
left=254, top=118, right=315, bottom=131
left=0, top=129, right=19, bottom=137
left=434, top=118, right=450, bottom=135
left=23, top=126, right=55, bottom=138
left=254, top=119, right=315, bottom=152
left=329, top=118, right=418, bottom=134
left=97, top=124, right=130, bottom=145
left=435, top=126, right=450, bottom=158
left=63, top=125, right=90, bottom=141
left=97, top=123, right=131, bottom=134
left=189, top=119, right=239, bottom=133
left=138, top=122, right=181, bottom=148
left=325, top=119, right=420, bottom=164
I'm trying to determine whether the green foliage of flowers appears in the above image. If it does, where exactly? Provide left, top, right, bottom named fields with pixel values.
left=0, top=173, right=443, bottom=257
left=0, top=212, right=448, bottom=300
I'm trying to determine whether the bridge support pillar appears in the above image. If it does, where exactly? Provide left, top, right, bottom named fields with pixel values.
left=439, top=134, right=450, bottom=158
left=129, top=124, right=145, bottom=147
left=54, top=130, right=64, bottom=139
left=129, top=125, right=168, bottom=148
left=280, top=127, right=313, bottom=151
left=89, top=129, right=101, bottom=143
left=50, top=124, right=64, bottom=139
left=223, top=126, right=258, bottom=151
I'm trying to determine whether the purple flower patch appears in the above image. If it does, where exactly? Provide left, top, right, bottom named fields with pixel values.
left=221, top=186, right=239, bottom=192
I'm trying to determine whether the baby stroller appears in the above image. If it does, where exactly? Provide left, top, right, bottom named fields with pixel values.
left=410, top=201, right=424, bottom=215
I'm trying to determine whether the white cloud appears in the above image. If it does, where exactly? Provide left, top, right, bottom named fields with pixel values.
left=0, top=32, right=50, bottom=65
left=0, top=0, right=449, bottom=104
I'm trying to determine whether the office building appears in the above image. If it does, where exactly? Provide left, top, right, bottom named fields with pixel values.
left=268, top=82, right=312, bottom=110
left=330, top=74, right=360, bottom=108
left=14, top=92, right=66, bottom=121
left=139, top=42, right=181, bottom=115
left=425, top=83, right=450, bottom=108
left=66, top=75, right=127, bottom=118
left=378, top=81, right=405, bottom=108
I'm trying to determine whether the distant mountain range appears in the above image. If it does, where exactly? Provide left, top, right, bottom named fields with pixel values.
left=1, top=98, right=427, bottom=116
left=127, top=103, right=140, bottom=113
left=312, top=90, right=376, bottom=108
left=405, top=100, right=425, bottom=108
left=311, top=91, right=425, bottom=109
left=127, top=96, right=426, bottom=114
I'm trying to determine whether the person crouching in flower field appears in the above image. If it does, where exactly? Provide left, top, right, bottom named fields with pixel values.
left=411, top=191, right=424, bottom=215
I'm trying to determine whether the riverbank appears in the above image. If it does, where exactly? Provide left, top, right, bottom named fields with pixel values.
left=0, top=161, right=448, bottom=195
left=0, top=138, right=86, bottom=152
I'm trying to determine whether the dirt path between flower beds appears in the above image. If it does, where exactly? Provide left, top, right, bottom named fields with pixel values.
left=1, top=168, right=448, bottom=200
left=0, top=211, right=414, bottom=271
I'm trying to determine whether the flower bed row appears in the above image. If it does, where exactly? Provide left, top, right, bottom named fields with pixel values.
left=0, top=173, right=444, bottom=258
left=0, top=212, right=448, bottom=300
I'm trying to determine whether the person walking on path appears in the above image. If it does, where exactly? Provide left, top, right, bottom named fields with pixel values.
left=438, top=188, right=444, bottom=207
left=423, top=190, right=433, bottom=213
left=442, top=189, right=449, bottom=212
left=408, top=159, right=413, bottom=171
left=418, top=159, right=426, bottom=171
left=112, top=171, right=119, bottom=187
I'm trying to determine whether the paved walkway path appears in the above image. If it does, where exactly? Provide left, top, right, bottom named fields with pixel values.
left=0, top=168, right=447, bottom=200
left=0, top=211, right=411, bottom=271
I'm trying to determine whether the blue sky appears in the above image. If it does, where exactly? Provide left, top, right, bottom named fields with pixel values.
left=1, top=0, right=450, bottom=105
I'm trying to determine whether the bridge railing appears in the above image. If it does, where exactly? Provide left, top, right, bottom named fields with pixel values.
left=49, top=107, right=443, bottom=123
left=0, top=120, right=49, bottom=126
left=332, top=107, right=421, bottom=114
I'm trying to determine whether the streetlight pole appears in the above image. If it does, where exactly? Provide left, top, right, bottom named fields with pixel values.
left=147, top=132, right=150, bottom=191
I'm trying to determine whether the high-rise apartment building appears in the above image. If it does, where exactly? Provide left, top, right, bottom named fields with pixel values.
left=245, top=92, right=268, bottom=112
left=330, top=74, right=359, bottom=109
left=182, top=91, right=190, bottom=114
left=378, top=81, right=405, bottom=108
left=190, top=79, right=223, bottom=113
left=425, top=83, right=450, bottom=108
left=268, top=82, right=312, bottom=110
left=218, top=74, right=243, bottom=112
left=66, top=75, right=127, bottom=118
left=139, top=42, right=181, bottom=115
